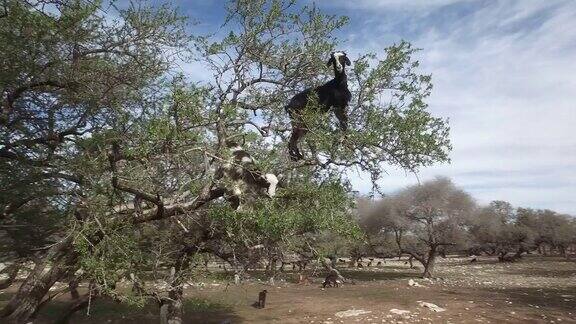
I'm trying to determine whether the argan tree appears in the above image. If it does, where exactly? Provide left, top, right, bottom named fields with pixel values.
left=516, top=207, right=576, bottom=258
left=468, top=201, right=535, bottom=261
left=1, top=0, right=191, bottom=320
left=360, top=177, right=474, bottom=278
left=0, top=0, right=451, bottom=322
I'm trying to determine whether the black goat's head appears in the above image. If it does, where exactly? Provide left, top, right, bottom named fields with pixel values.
left=326, top=51, right=351, bottom=73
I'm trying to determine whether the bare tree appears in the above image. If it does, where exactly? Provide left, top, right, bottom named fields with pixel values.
left=517, top=208, right=576, bottom=258
left=359, top=177, right=475, bottom=278
left=468, top=201, right=534, bottom=261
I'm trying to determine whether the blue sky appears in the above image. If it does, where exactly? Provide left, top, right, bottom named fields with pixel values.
left=169, top=0, right=576, bottom=214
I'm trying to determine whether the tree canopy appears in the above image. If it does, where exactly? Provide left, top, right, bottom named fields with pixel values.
left=0, top=0, right=452, bottom=322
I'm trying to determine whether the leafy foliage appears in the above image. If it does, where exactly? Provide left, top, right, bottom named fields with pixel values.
left=0, top=0, right=452, bottom=316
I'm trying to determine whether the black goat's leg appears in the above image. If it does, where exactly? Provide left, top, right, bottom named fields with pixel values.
left=226, top=195, right=240, bottom=210
left=334, top=105, right=348, bottom=131
left=288, top=129, right=299, bottom=160
left=224, top=187, right=241, bottom=210
left=306, top=138, right=318, bottom=157
left=288, top=127, right=306, bottom=161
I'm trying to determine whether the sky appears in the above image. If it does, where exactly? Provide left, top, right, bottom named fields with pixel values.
left=169, top=0, right=576, bottom=214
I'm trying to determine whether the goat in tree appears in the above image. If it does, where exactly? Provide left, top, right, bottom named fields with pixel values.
left=285, top=51, right=352, bottom=161
left=216, top=140, right=279, bottom=210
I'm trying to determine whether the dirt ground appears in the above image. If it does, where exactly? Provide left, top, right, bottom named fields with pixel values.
left=1, top=255, right=575, bottom=323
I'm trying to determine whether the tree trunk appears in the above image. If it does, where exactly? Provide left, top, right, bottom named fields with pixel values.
left=559, top=246, right=568, bottom=259
left=69, top=278, right=80, bottom=300
left=319, top=258, right=346, bottom=285
left=348, top=256, right=360, bottom=268
left=348, top=258, right=356, bottom=268
left=0, top=238, right=78, bottom=323
left=329, top=256, right=337, bottom=269
left=513, top=247, right=524, bottom=259
left=0, top=262, right=21, bottom=290
left=497, top=251, right=507, bottom=262
left=422, top=248, right=437, bottom=279
left=320, top=257, right=334, bottom=271
left=160, top=248, right=195, bottom=324
left=160, top=287, right=183, bottom=324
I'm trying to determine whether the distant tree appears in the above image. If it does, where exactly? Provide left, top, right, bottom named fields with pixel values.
left=469, top=202, right=535, bottom=261
left=354, top=197, right=404, bottom=263
left=392, top=177, right=474, bottom=277
left=517, top=208, right=576, bottom=258
left=357, top=177, right=474, bottom=278
left=309, top=230, right=355, bottom=268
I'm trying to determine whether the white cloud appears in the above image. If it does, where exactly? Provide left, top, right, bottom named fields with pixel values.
left=344, top=0, right=576, bottom=214
left=326, top=0, right=474, bottom=11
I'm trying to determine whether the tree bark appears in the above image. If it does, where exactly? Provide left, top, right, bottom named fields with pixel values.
left=0, top=262, right=21, bottom=290
left=329, top=256, right=337, bottom=269
left=559, top=245, right=568, bottom=259
left=497, top=250, right=507, bottom=262
left=160, top=286, right=184, bottom=324
left=69, top=278, right=80, bottom=300
left=159, top=246, right=197, bottom=324
left=319, top=257, right=348, bottom=283
left=348, top=256, right=360, bottom=268
left=513, top=246, right=524, bottom=259
left=0, top=238, right=78, bottom=323
left=422, top=247, right=437, bottom=279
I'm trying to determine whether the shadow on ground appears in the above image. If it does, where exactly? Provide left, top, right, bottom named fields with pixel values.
left=502, top=267, right=576, bottom=278
left=338, top=269, right=418, bottom=281
left=483, top=286, right=576, bottom=313
left=1, top=295, right=242, bottom=324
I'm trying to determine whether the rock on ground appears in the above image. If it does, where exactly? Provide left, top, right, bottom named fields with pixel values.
left=418, top=301, right=446, bottom=312
left=335, top=309, right=372, bottom=318
left=390, top=309, right=411, bottom=315
left=408, top=279, right=425, bottom=287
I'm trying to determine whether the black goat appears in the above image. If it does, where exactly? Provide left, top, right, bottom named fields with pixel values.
left=322, top=268, right=344, bottom=288
left=286, top=51, right=352, bottom=161
left=216, top=140, right=279, bottom=210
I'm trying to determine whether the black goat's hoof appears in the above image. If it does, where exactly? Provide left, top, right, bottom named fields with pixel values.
left=289, top=152, right=303, bottom=161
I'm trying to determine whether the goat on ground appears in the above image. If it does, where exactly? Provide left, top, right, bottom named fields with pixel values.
left=322, top=268, right=345, bottom=288
left=252, top=290, right=267, bottom=309
left=215, top=140, right=279, bottom=210
left=285, top=51, right=352, bottom=161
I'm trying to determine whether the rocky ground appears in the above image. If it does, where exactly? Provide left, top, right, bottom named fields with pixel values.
left=1, top=255, right=574, bottom=323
